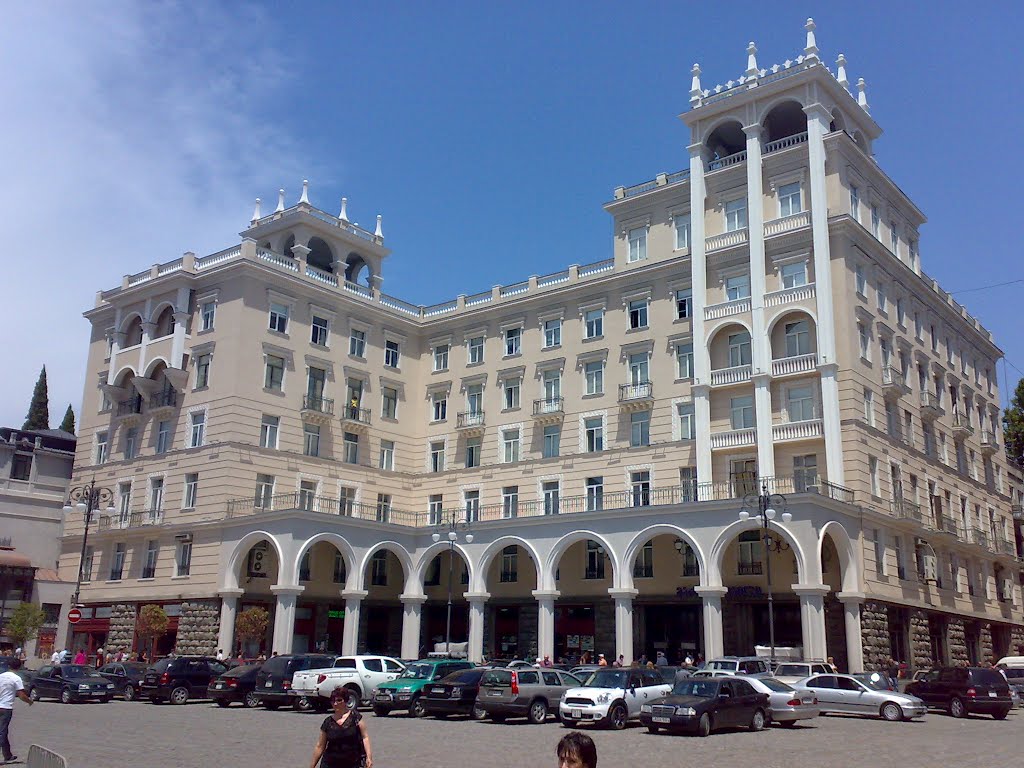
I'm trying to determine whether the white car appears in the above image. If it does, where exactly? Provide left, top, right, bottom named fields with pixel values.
left=559, top=667, right=672, bottom=730
left=291, top=655, right=404, bottom=706
left=737, top=675, right=820, bottom=726
left=772, top=662, right=836, bottom=685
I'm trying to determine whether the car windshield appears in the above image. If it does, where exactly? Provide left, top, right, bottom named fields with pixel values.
left=969, top=669, right=1007, bottom=686
left=399, top=664, right=435, bottom=680
left=707, top=660, right=738, bottom=671
left=671, top=679, right=719, bottom=698
left=583, top=670, right=628, bottom=689
left=758, top=678, right=794, bottom=693
left=225, top=664, right=260, bottom=677
left=773, top=664, right=808, bottom=676
left=855, top=673, right=889, bottom=690
left=150, top=659, right=172, bottom=673
left=61, top=665, right=96, bottom=678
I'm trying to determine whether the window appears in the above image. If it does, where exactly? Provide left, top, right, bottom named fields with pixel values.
left=384, top=340, right=401, bottom=368
left=195, top=354, right=211, bottom=388
left=123, top=427, right=138, bottom=460
left=930, top=325, right=938, bottom=353
left=183, top=473, right=199, bottom=509
left=628, top=353, right=649, bottom=385
left=873, top=528, right=886, bottom=575
left=869, top=456, right=880, bottom=496
left=464, top=490, right=480, bottom=522
left=674, top=215, right=691, bottom=250
left=503, top=377, right=521, bottom=410
left=155, top=420, right=171, bottom=454
left=675, top=289, right=692, bottom=319
left=628, top=299, right=648, bottom=329
left=343, top=432, right=359, bottom=464
left=379, top=440, right=395, bottom=470
left=468, top=335, right=485, bottom=364
left=542, top=425, right=560, bottom=458
left=430, top=441, right=445, bottom=473
left=728, top=331, right=752, bottom=367
left=849, top=185, right=860, bottom=218
left=778, top=181, right=801, bottom=216
left=543, top=370, right=561, bottom=403
left=895, top=298, right=905, bottom=328
left=725, top=274, right=751, bottom=301
left=908, top=240, right=917, bottom=270
left=730, top=396, right=754, bottom=429
left=349, top=329, right=366, bottom=358
left=304, top=424, right=321, bottom=457
left=585, top=417, right=604, bottom=452
left=431, top=393, right=447, bottom=422
left=876, top=282, right=887, bottom=313
left=871, top=205, right=880, bottom=237
left=630, top=411, right=650, bottom=447
left=893, top=535, right=906, bottom=580
left=465, top=437, right=481, bottom=468
left=81, top=546, right=94, bottom=582
left=269, top=302, right=289, bottom=333
left=502, top=429, right=520, bottom=463
left=855, top=264, right=866, bottom=296
left=793, top=454, right=818, bottom=492
left=863, top=388, right=875, bottom=426
left=382, top=387, right=398, bottom=419
left=254, top=474, right=275, bottom=507
left=631, top=470, right=651, bottom=506
left=586, top=477, right=604, bottom=511
left=677, top=403, right=695, bottom=440
left=258, top=415, right=280, bottom=449
left=585, top=541, right=605, bottom=579
left=332, top=552, right=346, bottom=584
left=375, top=493, right=392, bottom=523
left=737, top=531, right=762, bottom=575
left=627, top=226, right=647, bottom=262
left=504, top=327, right=521, bottom=356
left=264, top=355, right=284, bottom=390
left=787, top=386, right=815, bottom=421
left=903, top=410, right=914, bottom=448
left=784, top=320, right=810, bottom=357
left=780, top=261, right=807, bottom=288
left=95, top=431, right=109, bottom=464
left=466, top=384, right=483, bottom=415
left=543, top=318, right=562, bottom=348
left=189, top=411, right=205, bottom=448
left=311, top=315, right=329, bottom=346
left=148, top=477, right=164, bottom=513
left=370, top=551, right=388, bottom=586
left=502, top=486, right=519, bottom=519
left=298, top=480, right=317, bottom=511
left=584, top=360, right=604, bottom=395
left=725, top=197, right=747, bottom=231
left=117, top=482, right=131, bottom=525
left=858, top=324, right=870, bottom=360
left=433, top=343, right=449, bottom=371
left=500, top=545, right=518, bottom=582
left=176, top=538, right=192, bottom=577
left=669, top=343, right=694, bottom=381
left=542, top=480, right=560, bottom=515
left=584, top=308, right=604, bottom=339
left=142, top=540, right=158, bottom=579
left=200, top=301, right=216, bottom=331
left=634, top=541, right=654, bottom=578
left=428, top=494, right=443, bottom=526
left=110, top=543, right=126, bottom=580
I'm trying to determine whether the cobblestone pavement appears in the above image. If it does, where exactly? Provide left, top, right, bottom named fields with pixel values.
left=8, top=699, right=1022, bottom=768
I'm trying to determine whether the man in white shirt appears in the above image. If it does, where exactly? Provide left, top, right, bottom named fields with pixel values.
left=215, top=649, right=225, bottom=662
left=50, top=650, right=61, bottom=665
left=0, top=658, right=33, bottom=763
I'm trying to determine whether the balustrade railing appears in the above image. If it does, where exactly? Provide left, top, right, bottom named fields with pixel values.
left=763, top=210, right=811, bottom=237
left=764, top=281, right=815, bottom=307
left=707, top=151, right=747, bottom=171
left=618, top=382, right=653, bottom=402
left=763, top=131, right=808, bottom=154
left=705, top=228, right=748, bottom=252
left=891, top=497, right=927, bottom=526
left=303, top=395, right=335, bottom=415
left=116, top=397, right=142, bottom=416
left=704, top=296, right=751, bottom=320
left=457, top=411, right=486, bottom=429
left=772, top=419, right=823, bottom=442
left=771, top=353, right=817, bottom=377
left=710, top=427, right=756, bottom=450
left=710, top=364, right=752, bottom=386
left=149, top=390, right=177, bottom=409
left=339, top=405, right=370, bottom=424
left=533, top=398, right=564, bottom=416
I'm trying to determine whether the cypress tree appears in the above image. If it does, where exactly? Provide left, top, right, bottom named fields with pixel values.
left=1003, top=377, right=1024, bottom=467
left=59, top=404, right=76, bottom=434
left=22, top=366, right=50, bottom=431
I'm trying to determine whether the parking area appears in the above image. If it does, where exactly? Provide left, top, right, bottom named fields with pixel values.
left=10, top=700, right=1023, bottom=767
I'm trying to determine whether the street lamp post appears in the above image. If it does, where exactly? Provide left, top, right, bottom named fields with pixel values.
left=431, top=512, right=473, bottom=656
left=739, top=482, right=791, bottom=663
left=63, top=479, right=116, bottom=612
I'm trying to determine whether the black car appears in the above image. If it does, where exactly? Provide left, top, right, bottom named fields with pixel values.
left=210, top=663, right=263, bottom=708
left=29, top=664, right=116, bottom=704
left=255, top=654, right=334, bottom=711
left=141, top=656, right=227, bottom=705
left=98, top=661, right=150, bottom=701
left=905, top=666, right=1012, bottom=719
left=421, top=668, right=487, bottom=719
left=639, top=677, right=770, bottom=737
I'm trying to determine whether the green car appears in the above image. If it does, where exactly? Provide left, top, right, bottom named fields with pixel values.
left=372, top=659, right=474, bottom=717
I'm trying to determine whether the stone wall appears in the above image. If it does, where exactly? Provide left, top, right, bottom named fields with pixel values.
left=980, top=624, right=994, bottom=665
left=946, top=618, right=969, bottom=666
left=106, top=603, right=137, bottom=654
left=1011, top=626, right=1024, bottom=656
left=175, top=599, right=220, bottom=656
left=909, top=610, right=932, bottom=668
left=859, top=601, right=890, bottom=670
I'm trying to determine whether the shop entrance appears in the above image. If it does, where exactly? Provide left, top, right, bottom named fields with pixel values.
left=640, top=603, right=701, bottom=664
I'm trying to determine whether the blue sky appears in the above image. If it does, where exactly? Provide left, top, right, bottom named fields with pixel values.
left=1, top=1, right=1022, bottom=428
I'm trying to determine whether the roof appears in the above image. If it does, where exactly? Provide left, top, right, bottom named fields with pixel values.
left=33, top=568, right=64, bottom=582
left=0, top=550, right=34, bottom=568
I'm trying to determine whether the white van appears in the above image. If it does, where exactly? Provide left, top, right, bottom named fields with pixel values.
left=996, top=656, right=1024, bottom=668
left=997, top=657, right=1024, bottom=708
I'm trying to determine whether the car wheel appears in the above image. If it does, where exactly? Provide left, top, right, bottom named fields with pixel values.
left=293, top=695, right=316, bottom=713
left=749, top=708, right=766, bottom=732
left=170, top=686, right=190, bottom=705
left=28, top=688, right=40, bottom=702
left=244, top=691, right=261, bottom=709
left=123, top=684, right=136, bottom=702
left=647, top=724, right=660, bottom=734
left=607, top=703, right=628, bottom=731
left=216, top=699, right=231, bottom=708
left=881, top=702, right=902, bottom=722
left=263, top=701, right=280, bottom=711
left=471, top=702, right=487, bottom=721
left=696, top=713, right=711, bottom=737
left=949, top=696, right=965, bottom=719
left=344, top=686, right=362, bottom=709
left=409, top=696, right=426, bottom=718
left=992, top=708, right=1010, bottom=720
left=60, top=689, right=73, bottom=704
left=372, top=705, right=391, bottom=717
left=528, top=699, right=548, bottom=725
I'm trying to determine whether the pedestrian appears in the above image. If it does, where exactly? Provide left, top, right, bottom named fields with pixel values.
left=535, top=657, right=544, bottom=668
left=114, top=650, right=124, bottom=663
left=826, top=656, right=838, bottom=674
left=95, top=647, right=104, bottom=667
left=73, top=649, right=87, bottom=665
left=308, top=687, right=373, bottom=768
left=597, top=654, right=607, bottom=667
left=543, top=655, right=553, bottom=668
left=655, top=651, right=668, bottom=667
left=1, top=658, right=34, bottom=764
left=684, top=652, right=694, bottom=667
left=695, top=654, right=705, bottom=670
left=612, top=654, right=624, bottom=668
left=556, top=731, right=597, bottom=768
left=272, top=651, right=279, bottom=658
left=645, top=661, right=655, bottom=670
left=50, top=649, right=61, bottom=664
left=216, top=649, right=225, bottom=662
left=638, top=653, right=648, bottom=666
left=886, top=657, right=899, bottom=689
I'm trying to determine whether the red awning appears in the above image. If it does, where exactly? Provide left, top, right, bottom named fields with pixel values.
left=0, top=550, right=33, bottom=568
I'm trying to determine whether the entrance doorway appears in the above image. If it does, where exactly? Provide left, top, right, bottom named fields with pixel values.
left=640, top=603, right=701, bottom=664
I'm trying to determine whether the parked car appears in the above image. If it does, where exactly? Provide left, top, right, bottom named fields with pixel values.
left=29, top=664, right=115, bottom=703
left=772, top=661, right=836, bottom=685
left=0, top=660, right=36, bottom=695
left=853, top=671, right=896, bottom=692
left=292, top=655, right=404, bottom=710
left=209, top=662, right=263, bottom=708
left=568, top=665, right=600, bottom=680
left=254, top=654, right=334, bottom=711
left=1000, top=667, right=1024, bottom=707
left=703, top=657, right=772, bottom=677
left=738, top=676, right=819, bottom=726
left=141, top=656, right=227, bottom=705
left=793, top=673, right=926, bottom=721
left=372, top=658, right=474, bottom=717
left=478, top=667, right=582, bottom=723
left=639, top=676, right=770, bottom=736
left=98, top=661, right=150, bottom=701
left=421, top=668, right=488, bottom=719
left=558, top=667, right=672, bottom=730
left=905, top=666, right=1012, bottom=719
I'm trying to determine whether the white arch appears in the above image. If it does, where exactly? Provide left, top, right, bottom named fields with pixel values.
left=544, top=530, right=619, bottom=591
left=708, top=519, right=810, bottom=588
left=757, top=95, right=809, bottom=127
left=765, top=306, right=818, bottom=338
left=356, top=541, right=415, bottom=593
left=222, top=531, right=286, bottom=590
left=700, top=114, right=746, bottom=147
left=705, top=318, right=754, bottom=349
left=410, top=541, right=475, bottom=597
left=472, top=536, right=544, bottom=594
left=294, top=532, right=357, bottom=588
left=143, top=357, right=170, bottom=379
left=819, top=520, right=860, bottom=593
left=118, top=312, right=144, bottom=334
left=111, top=365, right=138, bottom=387
left=149, top=301, right=176, bottom=324
left=620, top=525, right=708, bottom=591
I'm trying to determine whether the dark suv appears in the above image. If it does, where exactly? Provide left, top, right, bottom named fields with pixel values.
left=905, top=666, right=1012, bottom=719
left=141, top=656, right=227, bottom=705
left=255, top=654, right=334, bottom=710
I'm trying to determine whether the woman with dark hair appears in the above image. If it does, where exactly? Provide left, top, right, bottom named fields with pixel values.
left=309, top=688, right=373, bottom=768
left=556, top=731, right=597, bottom=768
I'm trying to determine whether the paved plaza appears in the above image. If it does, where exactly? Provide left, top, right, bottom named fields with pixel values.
left=8, top=700, right=1022, bottom=767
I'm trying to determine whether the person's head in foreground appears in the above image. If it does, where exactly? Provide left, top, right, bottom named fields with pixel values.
left=556, top=731, right=596, bottom=768
left=329, top=686, right=355, bottom=711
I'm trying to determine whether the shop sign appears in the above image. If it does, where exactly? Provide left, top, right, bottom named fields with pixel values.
left=327, top=610, right=346, bottom=619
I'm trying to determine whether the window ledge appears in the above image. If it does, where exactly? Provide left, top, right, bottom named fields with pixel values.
left=310, top=342, right=329, bottom=351
left=626, top=326, right=650, bottom=334
left=137, top=578, right=155, bottom=583
left=267, top=330, right=290, bottom=340
left=466, top=361, right=485, bottom=368
left=432, top=368, right=449, bottom=374
left=582, top=392, right=605, bottom=399
left=502, top=353, right=522, bottom=360
left=192, top=386, right=209, bottom=394
left=583, top=335, right=604, bottom=343
left=170, top=575, right=191, bottom=580
left=196, top=328, right=215, bottom=337
left=542, top=345, right=562, bottom=353
left=348, top=354, right=367, bottom=363
left=262, top=387, right=285, bottom=396
left=107, top=579, right=123, bottom=584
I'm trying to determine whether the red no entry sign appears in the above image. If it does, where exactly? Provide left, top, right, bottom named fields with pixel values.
left=67, top=608, right=83, bottom=624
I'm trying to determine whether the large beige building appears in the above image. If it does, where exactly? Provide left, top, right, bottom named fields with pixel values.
left=59, top=21, right=1024, bottom=671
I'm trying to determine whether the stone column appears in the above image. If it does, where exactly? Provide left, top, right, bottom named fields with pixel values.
left=270, top=585, right=303, bottom=655
left=608, top=588, right=638, bottom=664
left=532, top=589, right=559, bottom=661
left=399, top=595, right=427, bottom=660
left=688, top=140, right=712, bottom=484
left=341, top=589, right=367, bottom=655
left=753, top=374, right=775, bottom=478
left=138, top=320, right=156, bottom=374
left=695, top=586, right=728, bottom=660
left=793, top=585, right=830, bottom=661
left=216, top=589, right=244, bottom=656
left=106, top=329, right=124, bottom=386
left=465, top=592, right=490, bottom=663
left=837, top=591, right=865, bottom=673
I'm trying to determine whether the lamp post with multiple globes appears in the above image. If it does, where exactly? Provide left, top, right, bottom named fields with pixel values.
left=431, top=513, right=473, bottom=655
left=738, top=482, right=791, bottom=663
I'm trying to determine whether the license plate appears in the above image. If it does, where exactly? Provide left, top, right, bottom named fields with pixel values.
left=214, top=683, right=224, bottom=689
left=652, top=716, right=671, bottom=723
left=265, top=681, right=274, bottom=688
left=376, top=693, right=391, bottom=700
left=92, top=691, right=105, bottom=696
left=571, top=708, right=582, bottom=719
left=432, top=687, right=445, bottom=694
left=989, top=691, right=997, bottom=698
left=488, top=690, right=502, bottom=697
left=802, top=698, right=814, bottom=705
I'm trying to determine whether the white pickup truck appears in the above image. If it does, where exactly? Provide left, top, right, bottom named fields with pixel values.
left=291, top=655, right=405, bottom=707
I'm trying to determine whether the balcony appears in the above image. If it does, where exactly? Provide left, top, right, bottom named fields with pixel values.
left=301, top=395, right=335, bottom=425
left=339, top=404, right=371, bottom=430
left=710, top=364, right=752, bottom=387
left=710, top=427, right=756, bottom=450
left=772, top=419, right=823, bottom=443
left=707, top=151, right=746, bottom=172
left=115, top=396, right=143, bottom=425
left=618, top=382, right=654, bottom=410
left=952, top=410, right=974, bottom=440
left=771, top=353, right=817, bottom=378
left=704, top=296, right=751, bottom=321
left=995, top=538, right=1017, bottom=557
left=764, top=131, right=808, bottom=154
left=980, top=429, right=999, bottom=456
left=919, top=391, right=943, bottom=420
left=705, top=228, right=748, bottom=253
left=971, top=528, right=990, bottom=551
left=891, top=497, right=928, bottom=528
left=764, top=282, right=815, bottom=307
left=881, top=366, right=909, bottom=400
left=532, top=397, right=564, bottom=423
left=456, top=411, right=486, bottom=433
left=764, top=210, right=811, bottom=239
left=148, top=389, right=177, bottom=418
left=737, top=562, right=764, bottom=576
left=98, top=509, right=163, bottom=531
left=934, top=513, right=960, bottom=538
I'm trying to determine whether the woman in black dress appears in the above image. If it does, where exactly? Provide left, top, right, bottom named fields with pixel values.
left=308, top=688, right=373, bottom=768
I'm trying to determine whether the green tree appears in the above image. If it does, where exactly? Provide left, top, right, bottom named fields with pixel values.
left=58, top=404, right=76, bottom=434
left=1004, top=377, right=1024, bottom=467
left=22, top=366, right=50, bottom=431
left=136, top=604, right=169, bottom=657
left=5, top=602, right=46, bottom=648
left=235, top=607, right=270, bottom=652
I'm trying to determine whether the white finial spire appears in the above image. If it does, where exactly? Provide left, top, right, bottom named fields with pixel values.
left=804, top=18, right=819, bottom=61
left=689, top=64, right=702, bottom=105
left=339, top=197, right=349, bottom=223
left=857, top=78, right=870, bottom=113
left=374, top=214, right=383, bottom=239
left=745, top=42, right=758, bottom=79
left=836, top=54, right=849, bottom=89
left=251, top=198, right=262, bottom=224
left=299, top=179, right=310, bottom=204
left=275, top=188, right=285, bottom=213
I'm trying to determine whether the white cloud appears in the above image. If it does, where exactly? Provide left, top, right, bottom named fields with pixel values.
left=0, top=2, right=311, bottom=429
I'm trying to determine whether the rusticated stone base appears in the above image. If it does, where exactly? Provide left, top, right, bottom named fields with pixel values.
left=860, top=601, right=890, bottom=670
left=909, top=611, right=932, bottom=668
left=980, top=624, right=994, bottom=665
left=174, top=599, right=220, bottom=656
left=946, top=619, right=969, bottom=666
left=106, top=603, right=138, bottom=655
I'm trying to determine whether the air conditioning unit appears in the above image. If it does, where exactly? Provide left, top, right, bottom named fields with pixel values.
left=175, top=533, right=193, bottom=543
left=1000, top=578, right=1014, bottom=601
left=921, top=553, right=938, bottom=582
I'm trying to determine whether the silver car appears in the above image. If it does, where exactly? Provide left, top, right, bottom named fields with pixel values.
left=737, top=676, right=820, bottom=726
left=793, top=673, right=926, bottom=721
left=478, top=667, right=583, bottom=724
